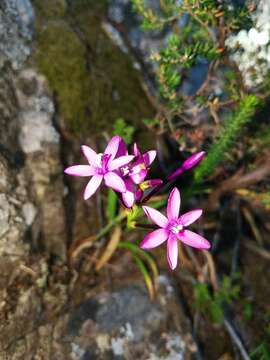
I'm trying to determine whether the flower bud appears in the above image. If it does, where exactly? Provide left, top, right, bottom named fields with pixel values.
left=168, top=151, right=205, bottom=181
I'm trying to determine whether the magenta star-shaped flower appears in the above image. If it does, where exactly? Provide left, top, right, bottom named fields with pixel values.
left=140, top=187, right=210, bottom=270
left=64, top=135, right=134, bottom=200
left=128, top=143, right=156, bottom=184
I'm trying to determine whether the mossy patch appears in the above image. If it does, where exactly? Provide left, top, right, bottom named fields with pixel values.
left=33, top=0, right=154, bottom=135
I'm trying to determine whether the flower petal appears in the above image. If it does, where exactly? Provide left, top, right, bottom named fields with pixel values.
left=81, top=145, right=97, bottom=164
left=64, top=165, right=96, bottom=177
left=143, top=150, right=156, bottom=166
left=179, top=209, right=202, bottom=226
left=182, top=151, right=205, bottom=171
left=135, top=188, right=143, bottom=201
left=130, top=169, right=148, bottom=184
left=167, top=234, right=178, bottom=270
left=140, top=229, right=168, bottom=249
left=104, top=135, right=121, bottom=159
left=108, top=155, right=134, bottom=171
left=178, top=230, right=210, bottom=249
left=142, top=206, right=168, bottom=228
left=104, top=171, right=126, bottom=192
left=133, top=143, right=141, bottom=157
left=84, top=175, right=103, bottom=200
left=122, top=190, right=135, bottom=208
left=116, top=138, right=128, bottom=157
left=167, top=187, right=181, bottom=220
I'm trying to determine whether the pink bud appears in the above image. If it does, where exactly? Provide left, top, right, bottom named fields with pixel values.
left=182, top=151, right=205, bottom=171
left=168, top=151, right=205, bottom=181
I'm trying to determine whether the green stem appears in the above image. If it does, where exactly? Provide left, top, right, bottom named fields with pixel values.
left=96, top=212, right=126, bottom=240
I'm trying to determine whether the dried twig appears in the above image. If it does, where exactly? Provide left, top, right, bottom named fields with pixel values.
left=207, top=162, right=270, bottom=210
left=224, top=318, right=251, bottom=360
left=244, top=240, right=270, bottom=261
left=242, top=207, right=263, bottom=246
left=95, top=226, right=122, bottom=271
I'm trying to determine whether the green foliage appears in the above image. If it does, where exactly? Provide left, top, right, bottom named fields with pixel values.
left=151, top=33, right=219, bottom=104
left=195, top=95, right=261, bottom=182
left=113, top=118, right=135, bottom=145
left=250, top=342, right=270, bottom=360
left=118, top=241, right=158, bottom=298
left=194, top=276, right=240, bottom=323
left=106, top=189, right=118, bottom=221
left=243, top=301, right=253, bottom=321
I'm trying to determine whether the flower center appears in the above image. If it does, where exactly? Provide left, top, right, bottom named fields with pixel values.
left=100, top=154, right=111, bottom=173
left=121, top=166, right=130, bottom=176
left=139, top=163, right=146, bottom=170
left=170, top=224, right=184, bottom=234
left=169, top=221, right=183, bottom=234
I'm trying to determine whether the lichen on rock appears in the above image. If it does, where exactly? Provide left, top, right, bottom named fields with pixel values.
left=34, top=0, right=154, bottom=135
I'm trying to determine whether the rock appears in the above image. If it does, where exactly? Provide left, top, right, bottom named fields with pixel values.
left=65, top=282, right=197, bottom=359
left=22, top=202, right=37, bottom=226
left=0, top=0, right=34, bottom=70
left=0, top=194, right=10, bottom=238
left=15, top=68, right=66, bottom=258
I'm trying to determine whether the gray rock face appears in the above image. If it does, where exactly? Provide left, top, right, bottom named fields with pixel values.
left=0, top=0, right=34, bottom=69
left=65, top=283, right=197, bottom=359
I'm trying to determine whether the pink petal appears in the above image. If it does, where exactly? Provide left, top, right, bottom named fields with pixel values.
left=130, top=169, right=147, bottom=184
left=64, top=165, right=96, bottom=177
left=182, top=151, right=205, bottom=171
left=84, top=175, right=103, bottom=200
left=133, top=143, right=141, bottom=157
left=135, top=188, right=143, bottom=201
left=143, top=150, right=156, bottom=166
left=108, top=155, right=134, bottom=171
left=122, top=190, right=135, bottom=208
left=104, top=135, right=121, bottom=159
left=140, top=229, right=168, bottom=249
left=116, top=139, right=128, bottom=157
left=179, top=209, right=202, bottom=226
left=167, top=187, right=181, bottom=220
left=167, top=234, right=178, bottom=270
left=142, top=206, right=168, bottom=228
left=178, top=230, right=210, bottom=249
left=104, top=171, right=126, bottom=193
left=81, top=145, right=97, bottom=164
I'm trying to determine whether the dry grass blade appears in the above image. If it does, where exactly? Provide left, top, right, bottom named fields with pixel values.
left=68, top=235, right=96, bottom=262
left=203, top=250, right=218, bottom=291
left=244, top=240, right=270, bottom=261
left=178, top=242, right=194, bottom=270
left=95, top=226, right=122, bottom=271
left=242, top=206, right=263, bottom=245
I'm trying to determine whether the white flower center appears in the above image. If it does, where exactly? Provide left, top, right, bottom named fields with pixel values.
left=171, top=224, right=183, bottom=234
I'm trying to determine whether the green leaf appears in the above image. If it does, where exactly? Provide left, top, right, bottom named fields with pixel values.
left=107, top=189, right=118, bottom=221
left=113, top=118, right=135, bottom=145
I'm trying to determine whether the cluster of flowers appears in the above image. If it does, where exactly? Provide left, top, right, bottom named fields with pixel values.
left=65, top=135, right=210, bottom=269
left=225, top=1, right=270, bottom=88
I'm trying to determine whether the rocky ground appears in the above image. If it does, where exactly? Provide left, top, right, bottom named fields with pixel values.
left=1, top=1, right=269, bottom=359
left=0, top=1, right=200, bottom=359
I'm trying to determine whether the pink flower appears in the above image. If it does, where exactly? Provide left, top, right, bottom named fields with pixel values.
left=129, top=143, right=156, bottom=184
left=64, top=136, right=134, bottom=200
left=168, top=151, right=205, bottom=181
left=140, top=187, right=210, bottom=270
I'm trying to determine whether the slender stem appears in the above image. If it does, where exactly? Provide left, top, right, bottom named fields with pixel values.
left=141, top=183, right=165, bottom=203
left=96, top=212, right=126, bottom=240
left=134, top=223, right=157, bottom=230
